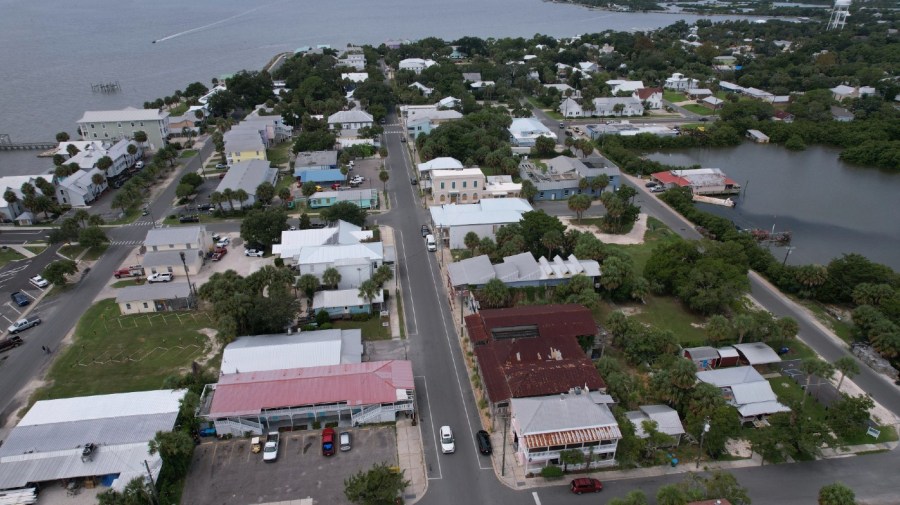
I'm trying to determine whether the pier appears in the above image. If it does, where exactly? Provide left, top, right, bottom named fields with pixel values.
left=0, top=134, right=56, bottom=151
left=91, top=81, right=121, bottom=93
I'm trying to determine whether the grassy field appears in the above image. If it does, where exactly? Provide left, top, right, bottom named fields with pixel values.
left=169, top=103, right=189, bottom=116
left=0, top=248, right=25, bottom=268
left=682, top=104, right=716, bottom=116
left=107, top=206, right=142, bottom=225
left=267, top=142, right=292, bottom=166
left=631, top=295, right=707, bottom=345
left=332, top=315, right=390, bottom=341
left=663, top=90, right=687, bottom=102
left=24, top=245, right=47, bottom=255
left=606, top=216, right=679, bottom=276
left=800, top=300, right=854, bottom=343
left=32, top=299, right=214, bottom=401
left=179, top=149, right=198, bottom=159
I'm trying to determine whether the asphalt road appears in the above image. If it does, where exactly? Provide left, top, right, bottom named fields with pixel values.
left=0, top=139, right=214, bottom=428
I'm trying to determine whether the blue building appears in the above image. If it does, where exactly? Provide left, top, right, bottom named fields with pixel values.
left=519, top=155, right=621, bottom=201
left=298, top=169, right=345, bottom=185
left=308, top=189, right=379, bottom=209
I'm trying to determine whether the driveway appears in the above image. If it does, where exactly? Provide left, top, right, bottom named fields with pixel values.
left=181, top=426, right=397, bottom=505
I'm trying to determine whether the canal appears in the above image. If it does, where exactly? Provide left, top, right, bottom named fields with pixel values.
left=646, top=143, right=900, bottom=270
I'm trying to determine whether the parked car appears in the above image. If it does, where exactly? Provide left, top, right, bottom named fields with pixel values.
left=263, top=432, right=279, bottom=462
left=179, top=214, right=200, bottom=223
left=245, top=249, right=264, bottom=257
left=699, top=117, right=709, bottom=122
left=216, top=237, right=230, bottom=248
left=8, top=317, right=41, bottom=334
left=421, top=225, right=430, bottom=237
left=114, top=266, right=144, bottom=279
left=651, top=186, right=666, bottom=193
left=322, top=428, right=336, bottom=456
left=198, top=203, right=213, bottom=212
left=29, top=275, right=49, bottom=288
left=340, top=431, right=352, bottom=452
left=570, top=478, right=603, bottom=494
left=147, top=273, right=173, bottom=283
left=10, top=292, right=30, bottom=307
left=558, top=122, right=565, bottom=128
left=0, top=336, right=24, bottom=354
left=565, top=130, right=573, bottom=137
left=425, top=234, right=437, bottom=252
left=644, top=181, right=658, bottom=188
left=331, top=183, right=342, bottom=190
left=439, top=425, right=455, bottom=454
left=135, top=161, right=144, bottom=169
left=215, top=163, right=229, bottom=169
left=211, top=247, right=227, bottom=261
left=410, top=177, right=418, bottom=185
left=475, top=430, right=492, bottom=455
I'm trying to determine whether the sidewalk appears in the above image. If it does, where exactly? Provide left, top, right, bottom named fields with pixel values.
left=381, top=225, right=402, bottom=339
left=5, top=244, right=39, bottom=258
left=396, top=418, right=427, bottom=504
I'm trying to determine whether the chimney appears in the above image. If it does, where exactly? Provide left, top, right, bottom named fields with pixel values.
left=515, top=352, right=521, bottom=362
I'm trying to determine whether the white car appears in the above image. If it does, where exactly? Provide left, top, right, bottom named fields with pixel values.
left=216, top=237, right=230, bottom=248
left=350, top=176, right=365, bottom=183
left=263, top=432, right=279, bottom=462
left=29, top=275, right=49, bottom=288
left=147, top=272, right=173, bottom=283
left=440, top=425, right=455, bottom=454
left=245, top=249, right=264, bottom=257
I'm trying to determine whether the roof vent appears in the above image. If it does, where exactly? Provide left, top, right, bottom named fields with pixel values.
left=81, top=443, right=97, bottom=462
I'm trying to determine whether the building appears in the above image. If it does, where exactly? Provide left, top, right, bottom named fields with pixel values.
left=308, top=188, right=378, bottom=209
left=447, top=252, right=600, bottom=291
left=398, top=58, right=436, bottom=74
left=429, top=198, right=533, bottom=249
left=651, top=168, right=740, bottom=195
left=606, top=79, right=645, bottom=94
left=0, top=390, right=186, bottom=493
left=625, top=405, right=685, bottom=446
left=470, top=81, right=495, bottom=90
left=342, top=72, right=369, bottom=84
left=519, top=155, right=621, bottom=201
left=62, top=139, right=142, bottom=179
left=436, top=96, right=461, bottom=109
left=508, top=118, right=557, bottom=147
left=337, top=46, right=366, bottom=70
left=116, top=282, right=192, bottom=314
left=702, top=96, right=724, bottom=109
left=142, top=249, right=203, bottom=276
left=401, top=104, right=464, bottom=124
left=559, top=97, right=584, bottom=118
left=664, top=73, right=699, bottom=91
left=294, top=150, right=339, bottom=174
left=544, top=84, right=581, bottom=98
left=633, top=88, right=663, bottom=109
left=511, top=391, right=621, bottom=473
left=585, top=123, right=678, bottom=140
left=746, top=129, right=770, bottom=144
left=77, top=107, right=169, bottom=151
left=742, top=87, right=775, bottom=102
left=215, top=159, right=278, bottom=210
left=696, top=366, right=790, bottom=422
left=272, top=221, right=385, bottom=287
left=686, top=88, right=713, bottom=98
left=223, top=130, right=267, bottom=165
left=577, top=61, right=599, bottom=73
left=731, top=342, right=782, bottom=366
left=55, top=168, right=107, bottom=207
left=431, top=167, right=486, bottom=204
left=408, top=82, right=434, bottom=97
left=831, top=106, right=855, bottom=122
left=0, top=175, right=51, bottom=222
left=298, top=169, right=345, bottom=185
left=683, top=346, right=722, bottom=370
left=238, top=114, right=293, bottom=146
left=201, top=360, right=414, bottom=435
left=328, top=109, right=374, bottom=131
left=417, top=157, right=464, bottom=176
left=484, top=175, right=521, bottom=198
left=462, top=72, right=482, bottom=83
left=465, top=303, right=597, bottom=345
left=592, top=97, right=644, bottom=117
left=143, top=225, right=210, bottom=253
left=718, top=81, right=744, bottom=94
left=312, top=288, right=385, bottom=319
left=220, top=329, right=363, bottom=374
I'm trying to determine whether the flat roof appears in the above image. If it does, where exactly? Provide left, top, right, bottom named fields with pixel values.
left=221, top=329, right=363, bottom=374
left=144, top=225, right=205, bottom=247
left=115, top=282, right=191, bottom=303
left=78, top=107, right=168, bottom=124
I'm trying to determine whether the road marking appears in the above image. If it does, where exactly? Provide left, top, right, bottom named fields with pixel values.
left=418, top=375, right=442, bottom=480
left=396, top=229, right=418, bottom=335
left=532, top=492, right=542, bottom=505
left=1, top=314, right=13, bottom=324
left=21, top=290, right=36, bottom=300
left=5, top=302, right=22, bottom=315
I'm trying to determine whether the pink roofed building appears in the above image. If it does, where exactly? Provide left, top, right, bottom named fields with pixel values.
left=651, top=168, right=741, bottom=195
left=201, top=360, right=415, bottom=435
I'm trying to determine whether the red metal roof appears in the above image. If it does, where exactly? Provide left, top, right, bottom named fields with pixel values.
left=465, top=304, right=597, bottom=345
left=651, top=171, right=689, bottom=187
left=208, top=360, right=414, bottom=417
left=475, top=335, right=604, bottom=403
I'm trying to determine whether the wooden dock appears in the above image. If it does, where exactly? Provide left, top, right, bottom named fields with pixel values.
left=0, top=134, right=56, bottom=151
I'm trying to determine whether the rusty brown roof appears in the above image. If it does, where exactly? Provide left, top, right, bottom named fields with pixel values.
left=465, top=304, right=597, bottom=345
left=523, top=426, right=621, bottom=449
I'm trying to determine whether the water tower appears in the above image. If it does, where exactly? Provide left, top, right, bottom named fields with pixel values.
left=827, top=0, right=851, bottom=31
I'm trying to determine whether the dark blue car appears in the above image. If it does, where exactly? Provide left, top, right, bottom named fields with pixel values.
left=11, top=292, right=30, bottom=307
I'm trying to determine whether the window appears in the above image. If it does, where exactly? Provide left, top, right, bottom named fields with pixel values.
left=140, top=122, right=144, bottom=126
left=143, top=302, right=149, bottom=308
left=451, top=181, right=456, bottom=189
left=102, top=124, right=106, bottom=129
left=167, top=267, right=173, bottom=273
left=131, top=122, right=135, bottom=127
left=92, top=133, right=97, bottom=138
left=462, top=181, right=467, bottom=188
left=564, top=190, right=569, bottom=196
left=90, top=124, right=95, bottom=128
left=104, top=133, right=109, bottom=138
left=126, top=303, right=132, bottom=310
left=474, top=180, right=478, bottom=186
left=539, top=192, right=545, bottom=198
left=117, top=123, right=121, bottom=128
left=440, top=182, right=445, bottom=189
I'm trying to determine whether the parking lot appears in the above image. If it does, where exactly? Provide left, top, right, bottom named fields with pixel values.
left=181, top=426, right=397, bottom=505
left=0, top=268, right=48, bottom=336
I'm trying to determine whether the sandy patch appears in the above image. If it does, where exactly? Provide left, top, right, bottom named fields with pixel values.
left=559, top=214, right=648, bottom=245
left=725, top=438, right=753, bottom=458
left=197, top=327, right=222, bottom=366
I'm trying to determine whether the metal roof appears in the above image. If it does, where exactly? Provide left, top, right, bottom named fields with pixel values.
left=17, top=390, right=184, bottom=426
left=729, top=382, right=778, bottom=405
left=466, top=304, right=597, bottom=345
left=683, top=346, right=720, bottom=361
left=696, top=366, right=764, bottom=387
left=217, top=160, right=277, bottom=195
left=115, top=282, right=191, bottom=304
left=207, top=360, right=414, bottom=417
left=523, top=426, right=621, bottom=449
left=626, top=405, right=685, bottom=438
left=312, top=288, right=384, bottom=310
left=294, top=243, right=383, bottom=265
left=512, top=392, right=618, bottom=436
left=144, top=225, right=205, bottom=247
left=447, top=255, right=496, bottom=287
left=141, top=250, right=202, bottom=269
left=417, top=157, right=463, bottom=173
left=77, top=107, right=168, bottom=124
left=272, top=221, right=372, bottom=259
left=737, top=400, right=791, bottom=418
left=294, top=150, right=338, bottom=168
left=328, top=109, right=373, bottom=124
left=220, top=329, right=362, bottom=374
left=298, top=169, right=345, bottom=183
left=731, top=342, right=782, bottom=365
left=429, top=199, right=532, bottom=227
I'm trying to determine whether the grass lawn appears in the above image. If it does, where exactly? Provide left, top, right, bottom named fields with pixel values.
left=59, top=244, right=108, bottom=261
left=800, top=300, right=853, bottom=343
left=276, top=173, right=297, bottom=192
left=267, top=142, right=292, bottom=166
left=663, top=90, right=687, bottom=102
left=31, top=299, right=214, bottom=401
left=24, top=245, right=48, bottom=255
left=605, top=216, right=679, bottom=276
left=631, top=295, right=708, bottom=345
left=111, top=279, right=146, bottom=288
left=107, top=206, right=142, bottom=225
left=682, top=104, right=716, bottom=116
left=0, top=248, right=25, bottom=267
left=332, top=316, right=390, bottom=341
left=179, top=149, right=198, bottom=159
left=169, top=103, right=189, bottom=116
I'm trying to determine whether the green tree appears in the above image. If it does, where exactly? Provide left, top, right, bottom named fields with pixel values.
left=818, top=482, right=856, bottom=505
left=776, top=316, right=799, bottom=347
left=55, top=131, right=70, bottom=142
left=706, top=314, right=731, bottom=346
left=834, top=356, right=860, bottom=392
left=703, top=470, right=752, bottom=505
left=278, top=186, right=292, bottom=206
left=656, top=484, right=689, bottom=505
left=600, top=255, right=633, bottom=293
left=608, top=490, right=648, bottom=505
left=234, top=188, right=249, bottom=210
left=97, top=477, right=153, bottom=505
left=358, top=279, right=381, bottom=305
left=42, top=259, right=78, bottom=286
left=322, top=267, right=342, bottom=289
left=567, top=193, right=591, bottom=222
left=181, top=172, right=203, bottom=188
left=148, top=429, right=195, bottom=476
left=531, top=135, right=557, bottom=157
left=343, top=462, right=410, bottom=505
left=559, top=448, right=585, bottom=472
left=378, top=168, right=390, bottom=191
left=299, top=212, right=312, bottom=229
left=302, top=181, right=319, bottom=198
left=296, top=274, right=320, bottom=303
left=321, top=201, right=367, bottom=227
left=96, top=155, right=113, bottom=174
left=520, top=179, right=537, bottom=203
left=240, top=207, right=288, bottom=248
left=133, top=130, right=148, bottom=147
left=464, top=231, right=480, bottom=253
left=827, top=393, right=874, bottom=439
left=480, top=278, right=510, bottom=308
left=732, top=313, right=756, bottom=344
left=78, top=226, right=108, bottom=249
left=800, top=358, right=835, bottom=407
left=256, top=181, right=276, bottom=205
left=3, top=190, right=18, bottom=208
left=176, top=183, right=196, bottom=200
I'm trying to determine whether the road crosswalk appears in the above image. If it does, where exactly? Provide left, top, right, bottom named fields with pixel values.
left=109, top=239, right=143, bottom=246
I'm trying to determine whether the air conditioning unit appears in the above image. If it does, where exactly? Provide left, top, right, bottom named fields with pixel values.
left=81, top=443, right=97, bottom=462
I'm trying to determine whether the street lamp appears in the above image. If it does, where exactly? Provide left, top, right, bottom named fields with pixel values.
left=782, top=246, right=795, bottom=266
left=695, top=416, right=711, bottom=469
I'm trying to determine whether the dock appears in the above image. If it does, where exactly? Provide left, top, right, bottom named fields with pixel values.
left=692, top=194, right=736, bottom=207
left=0, top=134, right=56, bottom=151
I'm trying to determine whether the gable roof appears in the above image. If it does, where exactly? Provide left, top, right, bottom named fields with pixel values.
left=313, top=288, right=385, bottom=310
left=512, top=391, right=619, bottom=438
left=448, top=253, right=599, bottom=288
left=626, top=404, right=686, bottom=438
left=730, top=342, right=781, bottom=365
left=328, top=109, right=373, bottom=124
left=115, top=282, right=191, bottom=304
left=696, top=366, right=764, bottom=387
left=417, top=157, right=463, bottom=173
left=216, top=159, right=277, bottom=195
left=634, top=87, right=662, bottom=100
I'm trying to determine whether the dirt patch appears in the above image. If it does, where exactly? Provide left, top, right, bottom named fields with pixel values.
left=197, top=327, right=222, bottom=366
left=725, top=438, right=753, bottom=458
left=560, top=214, right=648, bottom=245
left=618, top=306, right=644, bottom=317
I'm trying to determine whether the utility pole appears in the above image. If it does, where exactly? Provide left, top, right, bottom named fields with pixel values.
left=180, top=252, right=196, bottom=308
left=695, top=417, right=711, bottom=469
left=143, top=459, right=161, bottom=505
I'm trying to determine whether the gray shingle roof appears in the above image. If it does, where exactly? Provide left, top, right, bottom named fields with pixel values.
left=216, top=159, right=277, bottom=195
left=77, top=107, right=168, bottom=124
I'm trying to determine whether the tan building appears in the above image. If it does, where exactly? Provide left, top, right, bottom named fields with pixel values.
left=431, top=168, right=486, bottom=204
left=116, top=282, right=192, bottom=315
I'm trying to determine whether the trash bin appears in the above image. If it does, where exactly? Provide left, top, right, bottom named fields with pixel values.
left=671, top=458, right=679, bottom=467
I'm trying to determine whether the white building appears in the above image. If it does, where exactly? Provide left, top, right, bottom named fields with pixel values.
left=544, top=84, right=581, bottom=99
left=633, top=88, right=663, bottom=109
left=429, top=198, right=533, bottom=249
left=592, top=97, right=645, bottom=117
left=327, top=109, right=374, bottom=131
left=143, top=225, right=210, bottom=253
left=484, top=175, right=522, bottom=198
left=508, top=118, right=557, bottom=147
left=0, top=175, right=52, bottom=222
left=560, top=97, right=584, bottom=118
left=77, top=107, right=169, bottom=151
left=337, top=47, right=366, bottom=70
left=664, top=73, right=699, bottom=91
left=606, top=79, right=645, bottom=94
left=342, top=72, right=369, bottom=83
left=696, top=366, right=791, bottom=422
left=398, top=58, right=437, bottom=74
left=61, top=139, right=142, bottom=179
left=431, top=168, right=486, bottom=204
left=272, top=221, right=383, bottom=288
left=409, top=82, right=434, bottom=97
left=417, top=157, right=464, bottom=175
left=221, top=329, right=363, bottom=374
left=55, top=168, right=107, bottom=207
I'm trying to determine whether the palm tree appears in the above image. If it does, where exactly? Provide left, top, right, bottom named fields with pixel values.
left=379, top=168, right=390, bottom=192
left=234, top=189, right=249, bottom=210
left=567, top=193, right=591, bottom=222
left=133, top=130, right=148, bottom=149
left=322, top=267, right=341, bottom=289
left=590, top=174, right=610, bottom=194
left=278, top=186, right=292, bottom=206
left=479, top=279, right=509, bottom=308
left=833, top=356, right=860, bottom=392
left=541, top=230, right=564, bottom=257
left=731, top=313, right=755, bottom=344
left=52, top=154, right=66, bottom=166
left=95, top=156, right=113, bottom=175
left=34, top=177, right=55, bottom=196
left=794, top=264, right=828, bottom=297
left=55, top=131, right=70, bottom=143
left=209, top=191, right=224, bottom=212
left=221, top=188, right=235, bottom=211
left=73, top=209, right=90, bottom=228
left=111, top=192, right=132, bottom=216
left=776, top=316, right=799, bottom=348
left=127, top=143, right=138, bottom=157
left=91, top=173, right=106, bottom=196
left=800, top=358, right=834, bottom=407
left=33, top=195, right=53, bottom=220
left=464, top=232, right=480, bottom=254
left=706, top=314, right=731, bottom=346
left=818, top=482, right=856, bottom=505
left=3, top=190, right=18, bottom=208
left=66, top=144, right=80, bottom=157
left=358, top=279, right=380, bottom=307
left=20, top=182, right=36, bottom=198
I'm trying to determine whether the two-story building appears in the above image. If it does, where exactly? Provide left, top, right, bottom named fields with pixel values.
left=664, top=72, right=699, bottom=91
left=606, top=80, right=645, bottom=94
left=327, top=110, right=374, bottom=132
left=519, top=155, right=621, bottom=201
left=337, top=46, right=366, bottom=70
left=55, top=168, right=107, bottom=207
left=508, top=118, right=557, bottom=147
left=633, top=88, right=663, bottom=109
left=429, top=198, right=533, bottom=249
left=61, top=139, right=142, bottom=179
left=77, top=107, right=169, bottom=151
left=431, top=168, right=486, bottom=204
left=398, top=58, right=437, bottom=74
left=141, top=225, right=211, bottom=278
left=215, top=159, right=278, bottom=210
left=223, top=130, right=267, bottom=165
left=592, top=97, right=645, bottom=117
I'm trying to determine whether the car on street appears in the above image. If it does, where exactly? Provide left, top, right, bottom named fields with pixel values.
left=245, top=249, right=264, bottom=257
left=410, top=177, right=418, bottom=185
left=179, top=214, right=200, bottom=223
left=10, top=292, right=30, bottom=307
left=29, top=275, right=49, bottom=288
left=699, top=117, right=709, bottom=122
left=322, top=428, right=336, bottom=456
left=0, top=336, right=24, bottom=354
left=558, top=122, right=565, bottom=128
left=645, top=181, right=658, bottom=188
left=147, top=273, right=173, bottom=283
left=8, top=317, right=41, bottom=334
left=421, top=225, right=430, bottom=237
left=564, top=130, right=573, bottom=137
left=216, top=237, right=230, bottom=248
left=211, top=247, right=227, bottom=261
left=263, top=432, right=279, bottom=462
left=215, top=163, right=228, bottom=169
left=651, top=186, right=666, bottom=193
left=570, top=478, right=603, bottom=494
left=440, top=425, right=455, bottom=454
left=340, top=431, right=352, bottom=452
left=350, top=176, right=364, bottom=184
left=475, top=430, right=492, bottom=455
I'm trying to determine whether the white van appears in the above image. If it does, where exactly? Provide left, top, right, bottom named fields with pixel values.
left=425, top=234, right=437, bottom=252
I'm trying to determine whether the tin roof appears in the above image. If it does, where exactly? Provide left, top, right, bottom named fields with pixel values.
left=220, top=329, right=363, bottom=374
left=512, top=391, right=618, bottom=436
left=465, top=304, right=596, bottom=345
left=115, top=282, right=191, bottom=304
left=731, top=342, right=781, bottom=365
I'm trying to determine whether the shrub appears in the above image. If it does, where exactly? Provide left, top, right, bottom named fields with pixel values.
left=540, top=466, right=564, bottom=479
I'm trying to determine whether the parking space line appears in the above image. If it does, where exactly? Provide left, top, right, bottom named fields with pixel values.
left=417, top=375, right=442, bottom=480
left=532, top=491, right=542, bottom=505
left=1, top=314, right=13, bottom=324
left=5, top=302, right=21, bottom=315
left=21, top=290, right=37, bottom=300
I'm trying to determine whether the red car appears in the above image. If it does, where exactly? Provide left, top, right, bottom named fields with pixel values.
left=570, top=478, right=603, bottom=494
left=211, top=247, right=227, bottom=261
left=322, top=428, right=336, bottom=456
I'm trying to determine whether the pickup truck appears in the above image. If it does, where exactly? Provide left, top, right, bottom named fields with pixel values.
left=0, top=336, right=24, bottom=354
left=114, top=266, right=145, bottom=279
left=8, top=317, right=41, bottom=334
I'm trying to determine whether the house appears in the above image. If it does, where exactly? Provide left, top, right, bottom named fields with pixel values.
left=484, top=175, right=522, bottom=198
left=14, top=212, right=34, bottom=226
left=470, top=81, right=495, bottom=90
left=544, top=84, right=581, bottom=99
left=168, top=114, right=200, bottom=134
left=223, top=130, right=267, bottom=165
left=407, top=117, right=433, bottom=137
left=742, top=87, right=775, bottom=102
left=328, top=109, right=374, bottom=131
left=577, top=61, right=599, bottom=73
left=625, top=405, right=685, bottom=446
left=342, top=72, right=369, bottom=83
left=746, top=129, right=770, bottom=144
left=431, top=167, right=486, bottom=204
left=686, top=88, right=713, bottom=98
left=508, top=118, right=557, bottom=147
left=717, top=347, right=741, bottom=367
left=77, top=107, right=169, bottom=150
left=220, top=329, right=363, bottom=374
left=0, top=175, right=51, bottom=222
left=511, top=391, right=621, bottom=473
left=683, top=346, right=722, bottom=369
left=696, top=366, right=790, bottom=422
left=450, top=47, right=466, bottom=59
left=664, top=73, right=699, bottom=91
left=830, top=84, right=856, bottom=101
left=298, top=169, right=345, bottom=185
left=436, top=96, right=461, bottom=109
left=559, top=97, right=584, bottom=118
left=585, top=123, right=678, bottom=139
left=272, top=221, right=384, bottom=287
left=447, top=252, right=600, bottom=291
left=718, top=81, right=744, bottom=94
left=141, top=249, right=203, bottom=276
left=773, top=110, right=795, bottom=123
left=238, top=114, right=293, bottom=145
left=462, top=72, right=482, bottom=83
left=519, top=155, right=621, bottom=201
left=215, top=159, right=277, bottom=210
left=592, top=97, right=644, bottom=117
left=702, top=96, right=724, bottom=109
left=651, top=168, right=740, bottom=195
left=401, top=104, right=464, bottom=124
left=429, top=198, right=533, bottom=249
left=62, top=139, right=142, bottom=179
left=294, top=150, right=339, bottom=174
left=55, top=168, right=107, bottom=207
left=308, top=188, right=379, bottom=209
left=408, top=82, right=434, bottom=97
left=633, top=88, right=663, bottom=109
left=398, top=58, right=436, bottom=74
left=312, top=288, right=385, bottom=319
left=731, top=342, right=782, bottom=366
left=0, top=390, right=186, bottom=492
left=831, top=106, right=855, bottom=122
left=417, top=157, right=464, bottom=176
left=606, top=79, right=645, bottom=94
left=337, top=47, right=365, bottom=70
left=384, top=39, right=410, bottom=50
left=116, top=282, right=192, bottom=314
left=143, top=225, right=210, bottom=253
left=200, top=360, right=414, bottom=435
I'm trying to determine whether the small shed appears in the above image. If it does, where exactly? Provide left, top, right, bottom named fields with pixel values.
left=716, top=346, right=740, bottom=367
left=116, top=282, right=192, bottom=315
left=312, top=288, right=384, bottom=319
left=746, top=129, right=770, bottom=144
left=625, top=405, right=685, bottom=446
left=731, top=342, right=782, bottom=366
left=682, top=346, right=720, bottom=369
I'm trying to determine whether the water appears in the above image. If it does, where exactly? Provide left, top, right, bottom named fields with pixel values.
left=647, top=143, right=900, bottom=270
left=0, top=0, right=761, bottom=175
